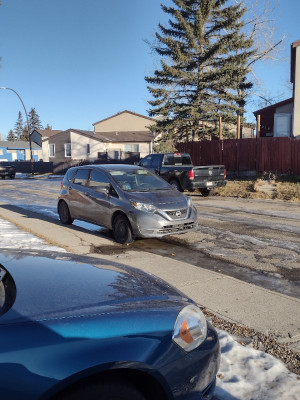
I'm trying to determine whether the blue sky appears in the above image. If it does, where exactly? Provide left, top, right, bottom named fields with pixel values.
left=0, top=0, right=299, bottom=138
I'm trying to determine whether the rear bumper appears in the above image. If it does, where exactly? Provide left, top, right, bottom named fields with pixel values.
left=188, top=180, right=227, bottom=190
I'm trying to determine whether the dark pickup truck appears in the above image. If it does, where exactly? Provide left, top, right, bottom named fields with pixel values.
left=139, top=152, right=226, bottom=196
left=0, top=162, right=16, bottom=179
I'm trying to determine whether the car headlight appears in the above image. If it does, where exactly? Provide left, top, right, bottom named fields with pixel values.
left=187, top=196, right=193, bottom=207
left=130, top=200, right=157, bottom=213
left=172, top=304, right=207, bottom=352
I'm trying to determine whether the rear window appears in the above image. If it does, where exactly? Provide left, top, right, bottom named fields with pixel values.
left=163, top=154, right=192, bottom=166
left=65, top=168, right=76, bottom=182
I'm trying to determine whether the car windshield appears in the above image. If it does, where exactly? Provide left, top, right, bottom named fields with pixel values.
left=109, top=168, right=171, bottom=192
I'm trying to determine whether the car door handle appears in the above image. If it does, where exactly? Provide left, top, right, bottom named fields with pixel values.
left=84, top=192, right=91, bottom=197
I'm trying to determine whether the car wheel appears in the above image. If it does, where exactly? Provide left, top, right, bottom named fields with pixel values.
left=200, top=188, right=215, bottom=197
left=113, top=214, right=134, bottom=244
left=58, top=201, right=74, bottom=225
left=10, top=175, right=15, bottom=179
left=169, top=179, right=181, bottom=191
left=55, top=381, right=146, bottom=400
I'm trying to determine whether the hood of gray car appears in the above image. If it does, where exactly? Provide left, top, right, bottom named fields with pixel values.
left=125, top=189, right=189, bottom=209
left=0, top=251, right=187, bottom=325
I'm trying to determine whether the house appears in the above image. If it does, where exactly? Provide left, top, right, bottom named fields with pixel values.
left=0, top=140, right=42, bottom=161
left=31, top=129, right=62, bottom=147
left=254, top=39, right=300, bottom=139
left=42, top=111, right=156, bottom=163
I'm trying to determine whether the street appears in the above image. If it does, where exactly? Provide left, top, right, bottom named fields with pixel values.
left=0, top=176, right=299, bottom=358
left=0, top=176, right=299, bottom=298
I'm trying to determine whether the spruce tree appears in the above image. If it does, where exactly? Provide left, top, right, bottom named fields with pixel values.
left=28, top=107, right=43, bottom=130
left=145, top=0, right=254, bottom=140
left=7, top=129, right=15, bottom=141
left=14, top=111, right=24, bottom=140
left=20, top=126, right=29, bottom=142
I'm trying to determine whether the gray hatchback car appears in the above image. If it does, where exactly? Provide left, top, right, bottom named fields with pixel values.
left=58, top=164, right=198, bottom=244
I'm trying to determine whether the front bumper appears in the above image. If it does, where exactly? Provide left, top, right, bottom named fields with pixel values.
left=128, top=206, right=198, bottom=238
left=159, top=323, right=220, bottom=400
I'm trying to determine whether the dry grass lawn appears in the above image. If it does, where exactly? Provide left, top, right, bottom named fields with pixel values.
left=215, top=176, right=300, bottom=203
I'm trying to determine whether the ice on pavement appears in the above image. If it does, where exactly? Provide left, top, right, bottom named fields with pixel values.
left=0, top=217, right=299, bottom=400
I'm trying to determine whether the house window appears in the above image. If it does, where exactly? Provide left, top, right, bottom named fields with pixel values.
left=124, top=144, right=139, bottom=152
left=87, top=144, right=90, bottom=155
left=65, top=143, right=71, bottom=157
left=49, top=144, right=55, bottom=157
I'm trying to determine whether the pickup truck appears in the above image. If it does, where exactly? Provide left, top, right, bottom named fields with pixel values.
left=0, top=162, right=16, bottom=179
left=138, top=152, right=226, bottom=196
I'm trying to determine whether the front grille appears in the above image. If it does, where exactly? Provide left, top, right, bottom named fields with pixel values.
left=158, top=222, right=196, bottom=234
left=165, top=208, right=187, bottom=219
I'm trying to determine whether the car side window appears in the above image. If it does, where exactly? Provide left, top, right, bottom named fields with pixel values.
left=73, top=169, right=90, bottom=186
left=89, top=170, right=110, bottom=188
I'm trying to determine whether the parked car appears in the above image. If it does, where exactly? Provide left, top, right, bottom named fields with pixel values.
left=0, top=251, right=220, bottom=400
left=0, top=162, right=16, bottom=179
left=58, top=164, right=198, bottom=244
left=138, top=153, right=226, bottom=196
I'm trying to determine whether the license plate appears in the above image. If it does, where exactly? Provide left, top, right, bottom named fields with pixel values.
left=207, top=182, right=213, bottom=187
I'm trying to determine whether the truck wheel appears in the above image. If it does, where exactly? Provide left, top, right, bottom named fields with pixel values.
left=200, top=188, right=214, bottom=197
left=169, top=179, right=182, bottom=191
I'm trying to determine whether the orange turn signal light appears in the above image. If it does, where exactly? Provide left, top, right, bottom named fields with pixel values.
left=180, top=320, right=194, bottom=344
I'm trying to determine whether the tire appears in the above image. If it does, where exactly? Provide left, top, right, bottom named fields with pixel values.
left=200, top=188, right=215, bottom=197
left=55, top=380, right=146, bottom=400
left=169, top=179, right=182, bottom=191
left=113, top=214, right=134, bottom=244
left=10, top=175, right=15, bottom=179
left=58, top=201, right=74, bottom=225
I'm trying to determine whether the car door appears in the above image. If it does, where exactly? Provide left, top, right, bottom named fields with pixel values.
left=67, top=168, right=91, bottom=220
left=84, top=169, right=113, bottom=228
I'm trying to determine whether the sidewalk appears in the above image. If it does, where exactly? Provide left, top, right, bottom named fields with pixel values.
left=0, top=203, right=299, bottom=352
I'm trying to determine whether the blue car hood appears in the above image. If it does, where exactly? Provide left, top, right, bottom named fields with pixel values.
left=0, top=252, right=187, bottom=325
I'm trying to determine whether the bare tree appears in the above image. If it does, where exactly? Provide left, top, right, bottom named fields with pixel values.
left=240, top=0, right=287, bottom=106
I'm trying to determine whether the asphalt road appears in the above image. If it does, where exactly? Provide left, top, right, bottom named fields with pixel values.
left=0, top=176, right=299, bottom=352
left=0, top=176, right=299, bottom=295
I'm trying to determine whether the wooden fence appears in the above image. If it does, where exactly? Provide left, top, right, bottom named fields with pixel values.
left=177, top=137, right=300, bottom=175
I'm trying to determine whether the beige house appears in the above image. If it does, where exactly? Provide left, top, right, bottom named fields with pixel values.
left=92, top=110, right=155, bottom=156
left=42, top=111, right=156, bottom=163
left=254, top=39, right=300, bottom=139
